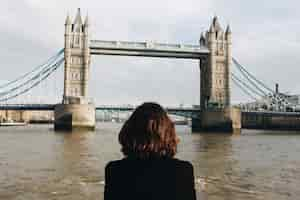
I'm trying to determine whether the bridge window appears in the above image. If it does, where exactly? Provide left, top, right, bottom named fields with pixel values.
left=76, top=36, right=80, bottom=45
left=71, top=57, right=83, bottom=65
left=70, top=71, right=82, bottom=81
left=75, top=88, right=79, bottom=96
left=72, top=35, right=81, bottom=48
left=69, top=88, right=80, bottom=96
left=69, top=88, right=74, bottom=96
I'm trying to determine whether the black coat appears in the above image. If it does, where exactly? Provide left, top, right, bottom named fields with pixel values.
left=104, top=157, right=196, bottom=200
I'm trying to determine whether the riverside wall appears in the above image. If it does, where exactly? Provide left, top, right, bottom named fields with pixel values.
left=192, top=107, right=241, bottom=133
left=0, top=110, right=53, bottom=123
left=242, top=111, right=300, bottom=130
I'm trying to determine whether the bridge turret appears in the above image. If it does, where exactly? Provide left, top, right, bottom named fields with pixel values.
left=200, top=16, right=232, bottom=110
left=83, top=14, right=90, bottom=97
left=73, top=8, right=83, bottom=32
left=64, top=14, right=72, bottom=48
left=212, top=16, right=222, bottom=32
left=65, top=14, right=72, bottom=27
left=200, top=32, right=206, bottom=47
left=64, top=14, right=72, bottom=97
left=225, top=24, right=232, bottom=106
left=213, top=16, right=224, bottom=40
left=209, top=21, right=215, bottom=33
left=225, top=24, right=232, bottom=41
left=56, top=9, right=95, bottom=131
left=62, top=8, right=91, bottom=102
left=84, top=15, right=89, bottom=29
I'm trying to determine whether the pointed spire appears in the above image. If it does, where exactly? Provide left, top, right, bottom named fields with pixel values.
left=65, top=13, right=71, bottom=25
left=200, top=32, right=206, bottom=46
left=84, top=14, right=90, bottom=26
left=200, top=32, right=205, bottom=41
left=212, top=16, right=222, bottom=32
left=209, top=23, right=215, bottom=33
left=226, top=24, right=232, bottom=34
left=213, top=16, right=218, bottom=23
left=74, top=8, right=83, bottom=24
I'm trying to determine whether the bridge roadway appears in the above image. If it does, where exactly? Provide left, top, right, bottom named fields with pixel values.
left=3, top=104, right=300, bottom=130
left=0, top=104, right=199, bottom=115
left=2, top=104, right=300, bottom=117
left=89, top=40, right=209, bottom=59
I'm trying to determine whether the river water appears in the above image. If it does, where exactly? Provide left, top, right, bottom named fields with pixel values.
left=1, top=123, right=300, bottom=200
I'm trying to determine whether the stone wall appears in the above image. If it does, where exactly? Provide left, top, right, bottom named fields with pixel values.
left=0, top=110, right=53, bottom=123
left=242, top=112, right=300, bottom=130
left=54, top=104, right=95, bottom=130
left=192, top=107, right=241, bottom=133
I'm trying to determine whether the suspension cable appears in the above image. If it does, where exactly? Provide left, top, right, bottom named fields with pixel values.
left=0, top=65, right=56, bottom=96
left=233, top=58, right=274, bottom=93
left=232, top=59, right=269, bottom=96
left=0, top=58, right=64, bottom=102
left=231, top=73, right=265, bottom=97
left=231, top=75, right=257, bottom=101
left=0, top=54, right=64, bottom=97
left=0, top=49, right=64, bottom=90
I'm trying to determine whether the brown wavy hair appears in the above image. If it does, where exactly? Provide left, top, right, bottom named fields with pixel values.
left=119, top=102, right=177, bottom=159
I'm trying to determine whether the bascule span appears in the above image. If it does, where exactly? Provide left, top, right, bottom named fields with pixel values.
left=2, top=105, right=300, bottom=131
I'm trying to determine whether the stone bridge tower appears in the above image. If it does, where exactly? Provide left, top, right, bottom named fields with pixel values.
left=54, top=9, right=95, bottom=131
left=196, top=17, right=241, bottom=132
left=200, top=16, right=232, bottom=110
left=64, top=8, right=90, bottom=103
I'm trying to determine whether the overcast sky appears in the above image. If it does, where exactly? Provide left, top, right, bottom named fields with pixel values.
left=1, top=0, right=300, bottom=106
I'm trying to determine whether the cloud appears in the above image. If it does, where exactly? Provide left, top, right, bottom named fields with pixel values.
left=1, top=0, right=300, bottom=106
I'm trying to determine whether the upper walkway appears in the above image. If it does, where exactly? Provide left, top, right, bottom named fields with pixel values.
left=89, top=40, right=209, bottom=59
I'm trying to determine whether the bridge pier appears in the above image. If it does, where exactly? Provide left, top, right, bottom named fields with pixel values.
left=54, top=98, right=95, bottom=131
left=192, top=107, right=241, bottom=133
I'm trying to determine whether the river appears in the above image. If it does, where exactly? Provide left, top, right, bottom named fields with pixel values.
left=1, top=123, right=300, bottom=200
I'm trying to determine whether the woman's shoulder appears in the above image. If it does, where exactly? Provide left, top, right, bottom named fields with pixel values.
left=171, top=158, right=194, bottom=170
left=105, top=158, right=193, bottom=170
left=105, top=158, right=136, bottom=170
left=105, top=159, right=123, bottom=169
left=172, top=158, right=192, bottom=165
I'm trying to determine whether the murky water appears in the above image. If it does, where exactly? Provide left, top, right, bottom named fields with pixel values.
left=1, top=123, right=300, bottom=200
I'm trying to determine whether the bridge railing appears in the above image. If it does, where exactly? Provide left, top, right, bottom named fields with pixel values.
left=90, top=40, right=209, bottom=53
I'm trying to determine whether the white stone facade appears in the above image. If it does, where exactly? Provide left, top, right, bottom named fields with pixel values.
left=200, top=16, right=232, bottom=110
left=63, top=8, right=90, bottom=104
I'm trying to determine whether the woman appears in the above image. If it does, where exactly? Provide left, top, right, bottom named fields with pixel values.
left=104, top=102, right=196, bottom=200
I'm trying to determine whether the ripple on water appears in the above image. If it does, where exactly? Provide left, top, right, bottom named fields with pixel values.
left=1, top=123, right=300, bottom=200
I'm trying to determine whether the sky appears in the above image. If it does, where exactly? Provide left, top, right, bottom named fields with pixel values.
left=1, top=0, right=300, bottom=107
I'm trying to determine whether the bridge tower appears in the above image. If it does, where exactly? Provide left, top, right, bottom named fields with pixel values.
left=195, top=16, right=241, bottom=132
left=200, top=16, right=231, bottom=109
left=54, top=8, right=95, bottom=130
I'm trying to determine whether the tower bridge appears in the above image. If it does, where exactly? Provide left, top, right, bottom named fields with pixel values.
left=55, top=8, right=239, bottom=132
left=4, top=9, right=295, bottom=131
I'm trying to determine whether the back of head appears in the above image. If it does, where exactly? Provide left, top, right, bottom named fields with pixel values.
left=119, top=102, right=177, bottom=159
